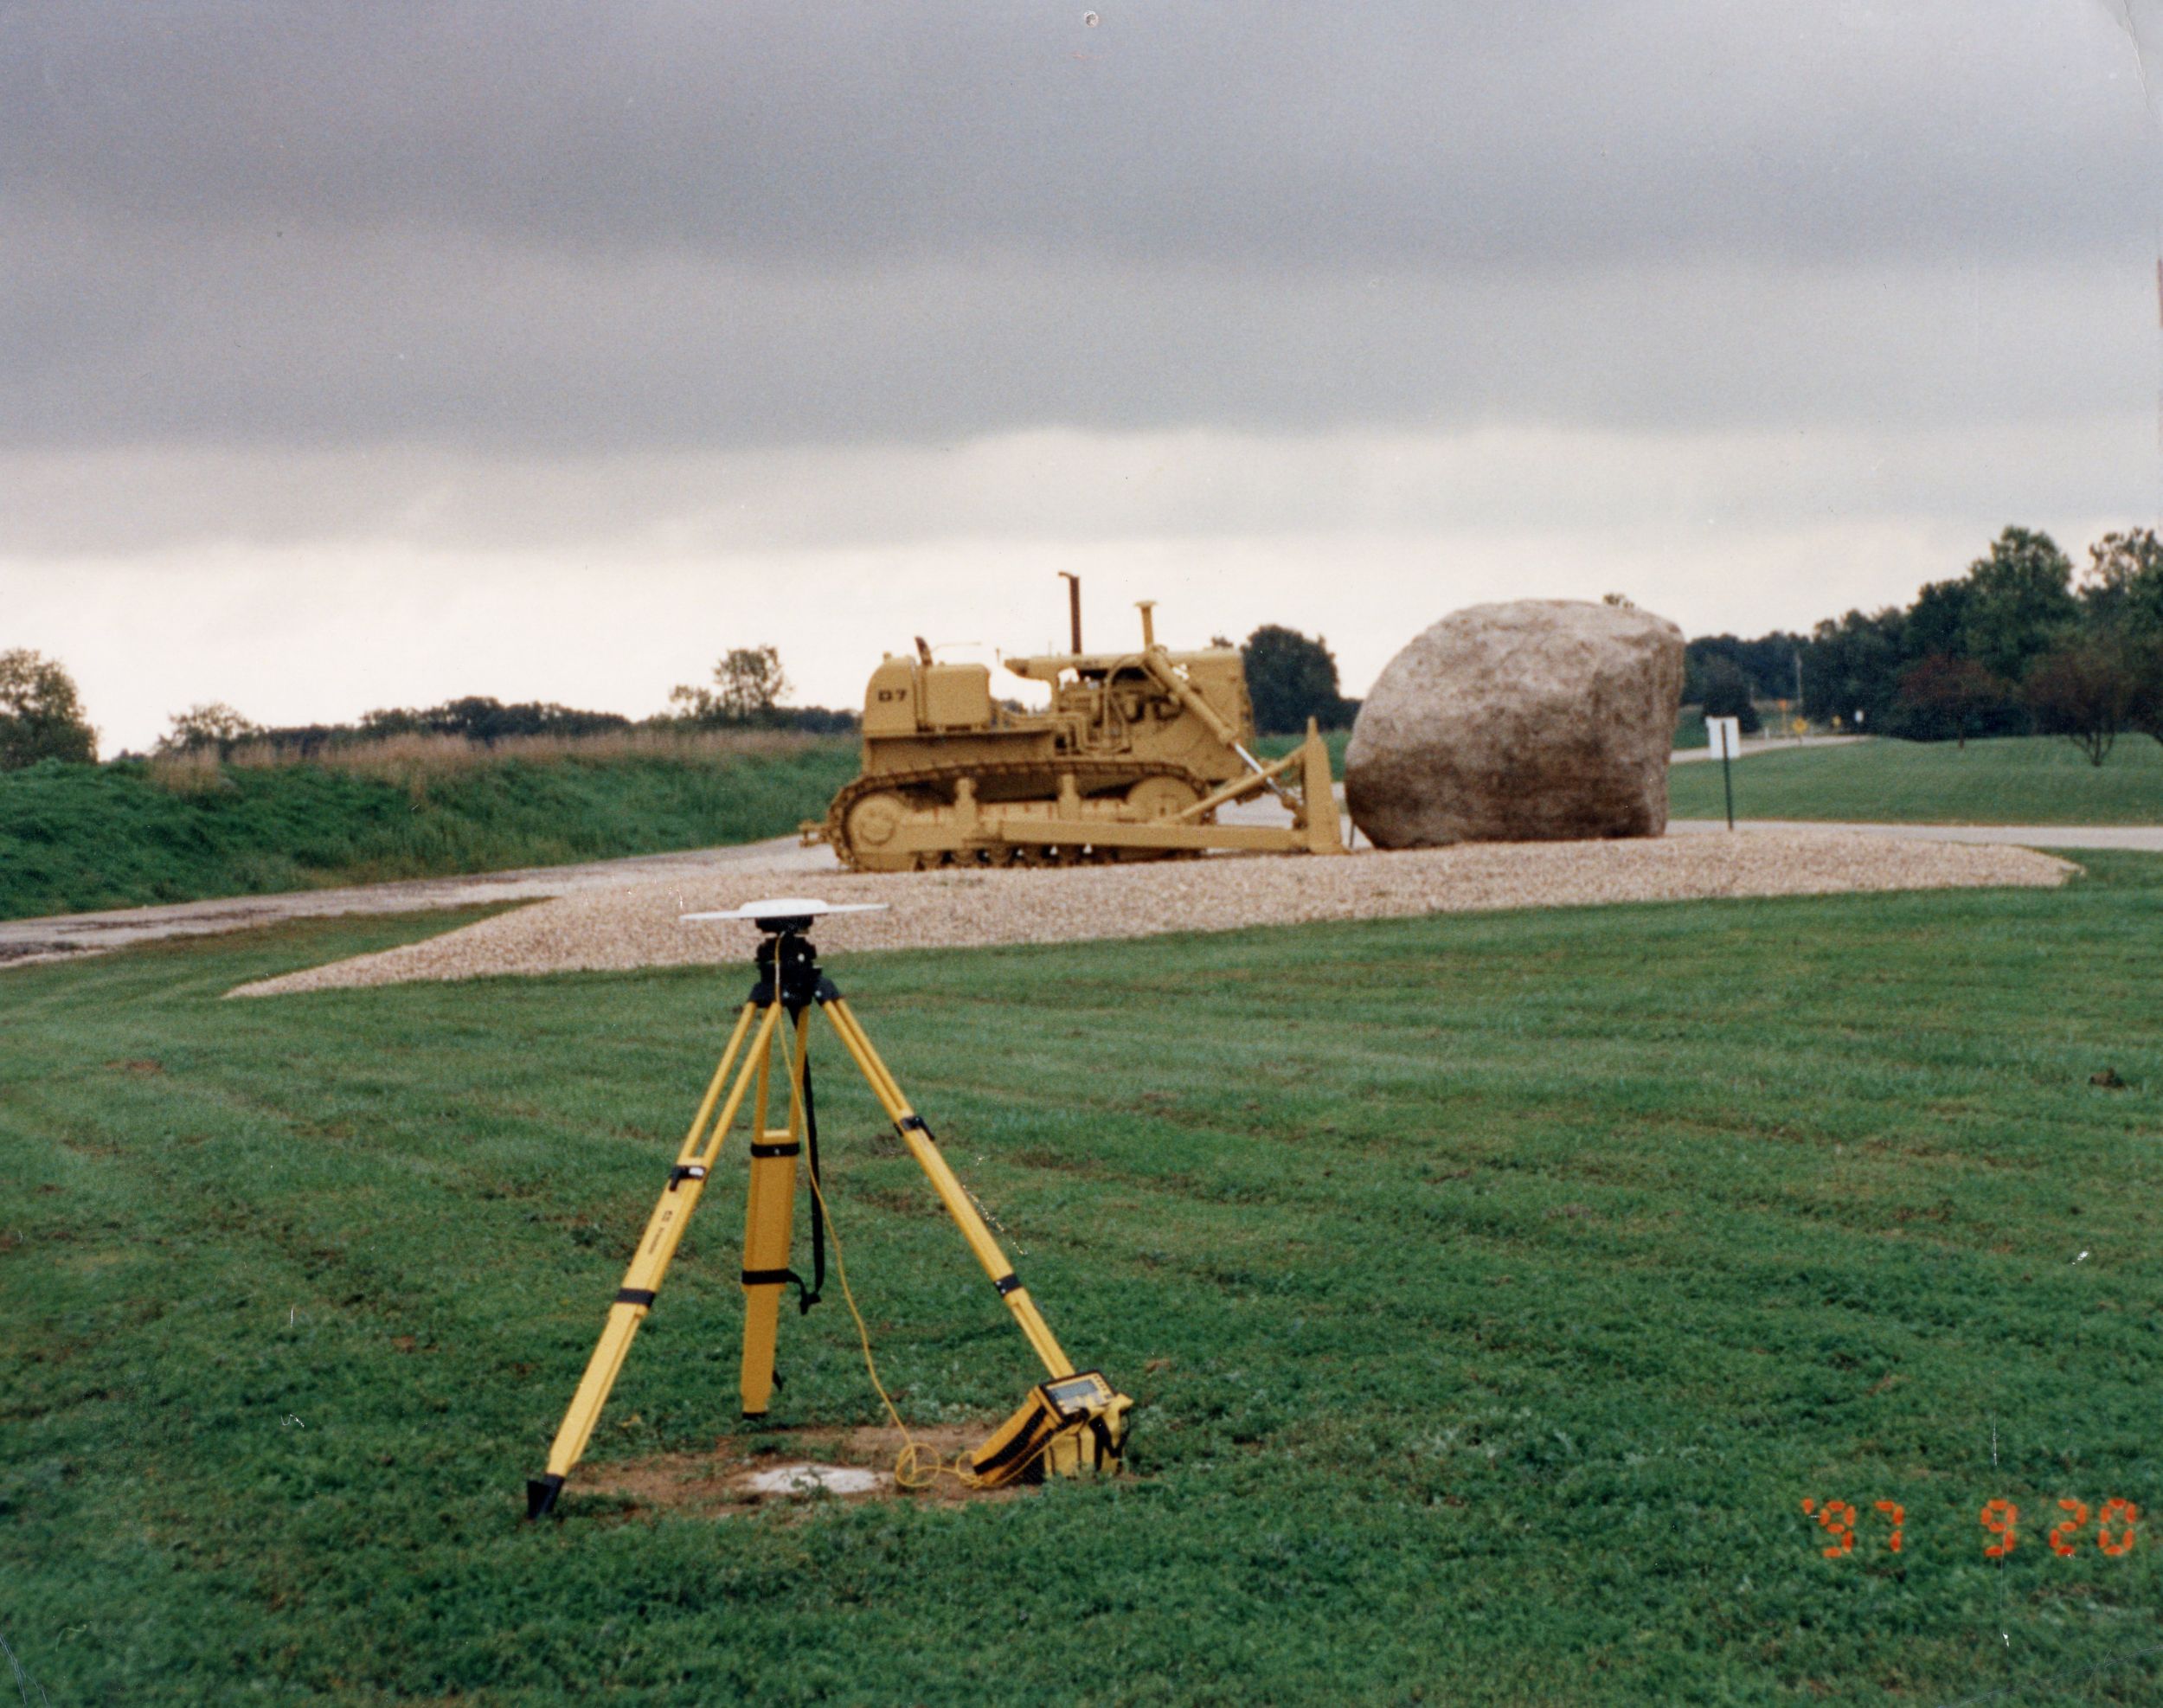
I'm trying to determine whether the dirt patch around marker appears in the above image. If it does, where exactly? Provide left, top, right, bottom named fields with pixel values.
left=576, top=1423, right=1030, bottom=1520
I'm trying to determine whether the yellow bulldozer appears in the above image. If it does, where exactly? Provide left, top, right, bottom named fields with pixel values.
left=814, top=598, right=1345, bottom=871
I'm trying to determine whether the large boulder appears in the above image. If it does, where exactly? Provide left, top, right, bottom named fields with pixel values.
left=1345, top=600, right=1684, bottom=846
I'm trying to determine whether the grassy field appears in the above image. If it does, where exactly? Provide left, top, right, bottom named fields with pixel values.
left=0, top=740, right=860, bottom=921
left=1669, top=736, right=2163, bottom=826
left=4, top=859, right=2160, bottom=1703
left=1259, top=712, right=1749, bottom=780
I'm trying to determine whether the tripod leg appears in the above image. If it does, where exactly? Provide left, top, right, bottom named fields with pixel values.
left=738, top=1008, right=809, bottom=1418
left=818, top=996, right=1076, bottom=1382
left=527, top=1000, right=780, bottom=1518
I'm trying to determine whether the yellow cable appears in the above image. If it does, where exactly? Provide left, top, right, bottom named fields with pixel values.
left=789, top=1054, right=981, bottom=1493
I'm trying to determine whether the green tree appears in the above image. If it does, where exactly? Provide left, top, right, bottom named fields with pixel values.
left=671, top=645, right=792, bottom=726
left=1684, top=633, right=1803, bottom=703
left=2080, top=529, right=2163, bottom=638
left=1697, top=657, right=1762, bottom=735
left=1241, top=626, right=1351, bottom=735
left=157, top=702, right=262, bottom=755
left=1903, top=577, right=1974, bottom=661
left=1961, top=526, right=2077, bottom=682
left=2128, top=633, right=2163, bottom=749
left=1800, top=607, right=1904, bottom=728
left=0, top=649, right=97, bottom=768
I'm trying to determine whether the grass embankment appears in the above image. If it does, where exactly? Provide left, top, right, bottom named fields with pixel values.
left=3, top=863, right=2160, bottom=1702
left=1669, top=735, right=2163, bottom=825
left=0, top=735, right=861, bottom=921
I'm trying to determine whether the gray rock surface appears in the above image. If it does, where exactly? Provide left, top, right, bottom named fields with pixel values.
left=1345, top=600, right=1685, bottom=846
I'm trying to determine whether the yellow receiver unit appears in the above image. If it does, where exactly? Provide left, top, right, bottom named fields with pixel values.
left=968, top=1371, right=1133, bottom=1488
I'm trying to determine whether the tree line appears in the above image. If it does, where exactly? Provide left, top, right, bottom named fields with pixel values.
left=1685, top=526, right=2163, bottom=762
left=1, top=624, right=1361, bottom=771
left=36, top=545, right=2150, bottom=774
left=0, top=645, right=859, bottom=770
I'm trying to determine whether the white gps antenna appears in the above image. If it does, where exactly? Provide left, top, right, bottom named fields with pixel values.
left=680, top=897, right=889, bottom=928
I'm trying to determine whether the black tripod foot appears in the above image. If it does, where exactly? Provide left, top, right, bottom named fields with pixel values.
left=526, top=1474, right=564, bottom=1520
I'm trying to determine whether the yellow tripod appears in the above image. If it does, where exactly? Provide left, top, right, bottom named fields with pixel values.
left=526, top=899, right=1130, bottom=1519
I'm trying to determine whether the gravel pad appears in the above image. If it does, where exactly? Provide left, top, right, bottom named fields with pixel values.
left=228, top=832, right=2073, bottom=998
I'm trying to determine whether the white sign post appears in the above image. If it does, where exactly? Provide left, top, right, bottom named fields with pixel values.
left=1707, top=716, right=1741, bottom=829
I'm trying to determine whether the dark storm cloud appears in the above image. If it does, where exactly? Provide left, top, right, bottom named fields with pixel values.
left=8, top=2, right=2144, bottom=266
left=5, top=231, right=2153, bottom=464
left=1, top=0, right=2154, bottom=457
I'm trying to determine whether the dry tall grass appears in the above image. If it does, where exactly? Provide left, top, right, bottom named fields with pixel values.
left=144, top=747, right=228, bottom=794
left=147, top=726, right=841, bottom=791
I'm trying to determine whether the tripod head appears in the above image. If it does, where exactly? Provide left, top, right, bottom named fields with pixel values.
left=681, top=897, right=890, bottom=1010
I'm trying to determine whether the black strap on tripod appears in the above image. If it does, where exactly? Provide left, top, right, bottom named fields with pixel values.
left=793, top=1043, right=825, bottom=1315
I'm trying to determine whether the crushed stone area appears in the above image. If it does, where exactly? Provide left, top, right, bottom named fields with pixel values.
left=229, top=832, right=2074, bottom=998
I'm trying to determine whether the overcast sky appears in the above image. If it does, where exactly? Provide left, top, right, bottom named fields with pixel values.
left=6, top=1, right=2163, bottom=749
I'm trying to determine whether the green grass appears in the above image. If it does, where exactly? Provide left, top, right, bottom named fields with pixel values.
left=1253, top=729, right=1352, bottom=774
left=1669, top=735, right=2163, bottom=826
left=0, top=744, right=861, bottom=921
left=4, top=870, right=2162, bottom=1704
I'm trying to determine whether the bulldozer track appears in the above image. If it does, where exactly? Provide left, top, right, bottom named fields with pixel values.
left=824, top=757, right=1216, bottom=871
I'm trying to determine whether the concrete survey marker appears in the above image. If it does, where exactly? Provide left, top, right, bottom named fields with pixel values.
left=743, top=1462, right=889, bottom=1498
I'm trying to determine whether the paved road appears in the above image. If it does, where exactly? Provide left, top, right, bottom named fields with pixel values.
left=0, top=836, right=830, bottom=966
left=7, top=801, right=2156, bottom=968
left=1668, top=819, right=2163, bottom=851
left=1669, top=735, right=1866, bottom=763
